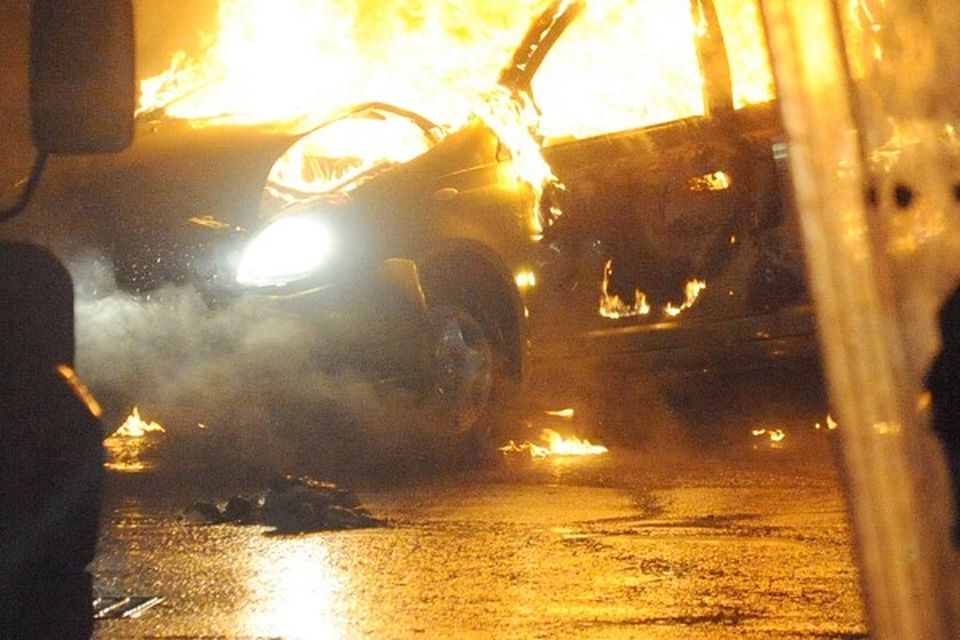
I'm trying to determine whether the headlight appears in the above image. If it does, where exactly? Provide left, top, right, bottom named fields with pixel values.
left=236, top=215, right=335, bottom=286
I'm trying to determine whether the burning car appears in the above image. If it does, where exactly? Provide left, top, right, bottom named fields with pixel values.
left=224, top=0, right=816, bottom=441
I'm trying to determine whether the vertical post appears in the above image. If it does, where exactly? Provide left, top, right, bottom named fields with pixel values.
left=760, top=0, right=960, bottom=637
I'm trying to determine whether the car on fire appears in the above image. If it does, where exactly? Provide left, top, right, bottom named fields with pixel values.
left=59, top=0, right=816, bottom=446
left=220, top=0, right=815, bottom=442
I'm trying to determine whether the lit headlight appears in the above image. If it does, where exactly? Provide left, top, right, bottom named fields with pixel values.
left=236, top=215, right=334, bottom=286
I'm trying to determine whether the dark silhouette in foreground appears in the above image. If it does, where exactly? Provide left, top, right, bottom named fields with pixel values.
left=926, top=282, right=960, bottom=545
left=0, top=243, right=103, bottom=640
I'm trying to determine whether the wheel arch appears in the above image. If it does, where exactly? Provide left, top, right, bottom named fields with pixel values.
left=416, top=239, right=526, bottom=382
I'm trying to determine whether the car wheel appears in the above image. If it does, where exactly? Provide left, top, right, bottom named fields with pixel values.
left=429, top=304, right=496, bottom=440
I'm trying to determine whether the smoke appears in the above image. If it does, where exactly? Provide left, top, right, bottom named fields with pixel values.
left=71, top=266, right=439, bottom=481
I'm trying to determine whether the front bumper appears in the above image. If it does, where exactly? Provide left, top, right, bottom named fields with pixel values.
left=241, top=259, right=435, bottom=387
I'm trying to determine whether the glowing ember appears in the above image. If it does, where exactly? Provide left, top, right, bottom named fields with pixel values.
left=111, top=406, right=166, bottom=438
left=515, top=269, right=539, bottom=289
left=689, top=170, right=732, bottom=192
left=751, top=428, right=786, bottom=443
left=815, top=414, right=839, bottom=431
left=500, top=428, right=608, bottom=458
left=545, top=408, right=575, bottom=419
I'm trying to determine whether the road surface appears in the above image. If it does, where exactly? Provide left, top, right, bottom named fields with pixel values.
left=93, top=407, right=867, bottom=639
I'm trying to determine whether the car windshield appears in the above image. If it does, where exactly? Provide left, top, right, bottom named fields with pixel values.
left=261, top=106, right=440, bottom=212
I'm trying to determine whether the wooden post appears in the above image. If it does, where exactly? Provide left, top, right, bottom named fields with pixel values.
left=759, top=0, right=960, bottom=637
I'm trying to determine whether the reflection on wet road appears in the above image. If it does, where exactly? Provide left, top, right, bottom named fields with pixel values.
left=94, top=435, right=867, bottom=639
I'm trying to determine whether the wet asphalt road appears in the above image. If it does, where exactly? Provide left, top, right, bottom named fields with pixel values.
left=92, top=415, right=867, bottom=639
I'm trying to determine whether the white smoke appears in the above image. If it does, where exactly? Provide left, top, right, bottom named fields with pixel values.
left=72, top=274, right=436, bottom=479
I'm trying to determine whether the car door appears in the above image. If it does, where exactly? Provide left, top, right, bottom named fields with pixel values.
left=523, top=0, right=806, bottom=371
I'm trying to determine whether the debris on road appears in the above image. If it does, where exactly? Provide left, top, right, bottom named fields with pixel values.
left=184, top=475, right=389, bottom=533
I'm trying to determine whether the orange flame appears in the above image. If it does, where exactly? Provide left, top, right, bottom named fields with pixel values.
left=600, top=260, right=707, bottom=320
left=103, top=407, right=166, bottom=473
left=751, top=428, right=786, bottom=444
left=663, top=279, right=708, bottom=318
left=814, top=414, right=839, bottom=431
left=599, top=259, right=650, bottom=319
left=474, top=87, right=563, bottom=236
left=111, top=406, right=166, bottom=438
left=500, top=428, right=608, bottom=458
left=138, top=0, right=775, bottom=134
left=262, top=105, right=440, bottom=209
left=138, top=0, right=548, bottom=129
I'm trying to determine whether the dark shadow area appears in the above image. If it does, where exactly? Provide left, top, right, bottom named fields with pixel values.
left=925, top=282, right=960, bottom=545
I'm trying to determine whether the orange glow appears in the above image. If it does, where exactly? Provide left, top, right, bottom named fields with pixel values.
left=499, top=428, right=608, bottom=458
left=515, top=269, right=539, bottom=290
left=111, top=406, right=166, bottom=438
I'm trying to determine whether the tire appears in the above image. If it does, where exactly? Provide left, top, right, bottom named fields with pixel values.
left=429, top=304, right=497, bottom=440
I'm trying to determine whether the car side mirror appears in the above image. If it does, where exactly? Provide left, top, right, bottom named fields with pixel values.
left=30, top=0, right=135, bottom=154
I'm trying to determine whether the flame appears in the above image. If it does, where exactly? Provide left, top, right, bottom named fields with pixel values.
left=531, top=0, right=705, bottom=140
left=599, top=259, right=650, bottom=319
left=138, top=0, right=548, bottom=128
left=751, top=428, right=786, bottom=443
left=713, top=0, right=775, bottom=108
left=140, top=0, right=777, bottom=237
left=139, top=0, right=775, bottom=134
left=515, top=269, right=539, bottom=289
left=103, top=407, right=166, bottom=473
left=600, top=260, right=707, bottom=319
left=814, top=414, right=840, bottom=431
left=473, top=87, right=564, bottom=237
left=545, top=408, right=575, bottom=419
left=499, top=428, right=608, bottom=458
left=262, top=106, right=440, bottom=209
left=688, top=170, right=732, bottom=192
left=110, top=406, right=166, bottom=438
left=663, top=279, right=708, bottom=317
